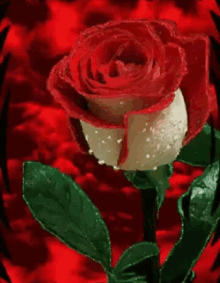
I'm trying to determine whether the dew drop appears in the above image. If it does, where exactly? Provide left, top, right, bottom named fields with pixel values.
left=117, top=138, right=122, bottom=143
left=98, top=160, right=105, bottom=165
left=113, top=166, right=120, bottom=170
left=150, top=126, right=155, bottom=133
left=145, top=122, right=148, bottom=126
left=95, top=130, right=98, bottom=134
left=107, top=135, right=112, bottom=139
left=102, top=140, right=106, bottom=143
left=146, top=154, right=150, bottom=158
left=85, top=135, right=89, bottom=141
left=142, top=128, right=147, bottom=132
left=167, top=144, right=171, bottom=149
left=88, top=149, right=93, bottom=154
left=174, top=134, right=178, bottom=141
left=153, top=166, right=157, bottom=170
left=146, top=137, right=151, bottom=142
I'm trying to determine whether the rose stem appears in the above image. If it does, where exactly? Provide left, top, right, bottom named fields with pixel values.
left=141, top=188, right=160, bottom=283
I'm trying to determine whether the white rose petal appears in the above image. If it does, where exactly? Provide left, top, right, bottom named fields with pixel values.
left=80, top=88, right=188, bottom=171
left=80, top=121, right=124, bottom=167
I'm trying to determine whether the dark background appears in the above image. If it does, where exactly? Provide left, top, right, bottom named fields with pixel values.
left=0, top=0, right=220, bottom=282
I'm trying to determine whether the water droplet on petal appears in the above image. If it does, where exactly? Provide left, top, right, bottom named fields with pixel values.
left=107, top=135, right=112, bottom=139
left=145, top=122, right=148, bottom=126
left=117, top=138, right=122, bottom=143
left=146, top=137, right=151, bottom=142
left=153, top=166, right=157, bottom=170
left=88, top=149, right=93, bottom=154
left=95, top=130, right=98, bottom=134
left=102, top=140, right=106, bottom=143
left=174, top=134, right=178, bottom=141
left=167, top=144, right=171, bottom=149
left=142, top=128, right=147, bottom=132
left=146, top=154, right=150, bottom=158
left=85, top=135, right=89, bottom=141
left=98, top=160, right=105, bottom=165
left=113, top=166, right=120, bottom=170
left=149, top=127, right=155, bottom=134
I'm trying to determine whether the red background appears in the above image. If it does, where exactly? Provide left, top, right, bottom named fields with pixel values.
left=0, top=0, right=220, bottom=282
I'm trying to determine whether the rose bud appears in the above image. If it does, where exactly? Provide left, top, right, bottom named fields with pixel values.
left=47, top=19, right=213, bottom=171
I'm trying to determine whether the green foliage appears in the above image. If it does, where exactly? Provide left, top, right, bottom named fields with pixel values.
left=176, top=123, right=220, bottom=167
left=161, top=160, right=220, bottom=283
left=124, top=162, right=173, bottom=210
left=22, top=161, right=112, bottom=273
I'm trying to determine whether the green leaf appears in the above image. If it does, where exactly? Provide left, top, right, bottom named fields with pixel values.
left=108, top=274, right=147, bottom=283
left=124, top=162, right=173, bottom=209
left=161, top=160, right=220, bottom=283
left=22, top=161, right=111, bottom=272
left=114, top=242, right=159, bottom=281
left=123, top=171, right=155, bottom=190
left=144, top=162, right=173, bottom=209
left=176, top=123, right=220, bottom=167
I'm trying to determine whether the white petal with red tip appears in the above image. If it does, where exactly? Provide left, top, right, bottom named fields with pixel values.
left=80, top=121, right=124, bottom=167
left=80, top=88, right=187, bottom=171
left=119, top=88, right=188, bottom=170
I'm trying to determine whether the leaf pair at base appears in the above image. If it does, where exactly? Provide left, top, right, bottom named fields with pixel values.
left=22, top=162, right=159, bottom=283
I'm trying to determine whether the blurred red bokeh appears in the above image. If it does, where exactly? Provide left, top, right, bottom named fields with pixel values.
left=0, top=0, right=220, bottom=282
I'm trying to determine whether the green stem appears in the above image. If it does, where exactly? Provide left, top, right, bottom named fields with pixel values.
left=106, top=268, right=118, bottom=283
left=141, top=188, right=160, bottom=283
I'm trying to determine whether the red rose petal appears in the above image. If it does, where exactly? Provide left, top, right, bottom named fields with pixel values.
left=84, top=38, right=154, bottom=92
left=46, top=57, right=123, bottom=130
left=69, top=20, right=167, bottom=98
left=68, top=117, right=90, bottom=154
left=90, top=37, right=130, bottom=81
left=144, top=19, right=179, bottom=44
left=70, top=29, right=133, bottom=93
left=145, top=19, right=210, bottom=146
left=171, top=34, right=210, bottom=146
left=158, top=42, right=187, bottom=94
left=102, top=20, right=161, bottom=47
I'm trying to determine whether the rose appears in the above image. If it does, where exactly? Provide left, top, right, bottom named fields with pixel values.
left=47, top=19, right=211, bottom=171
